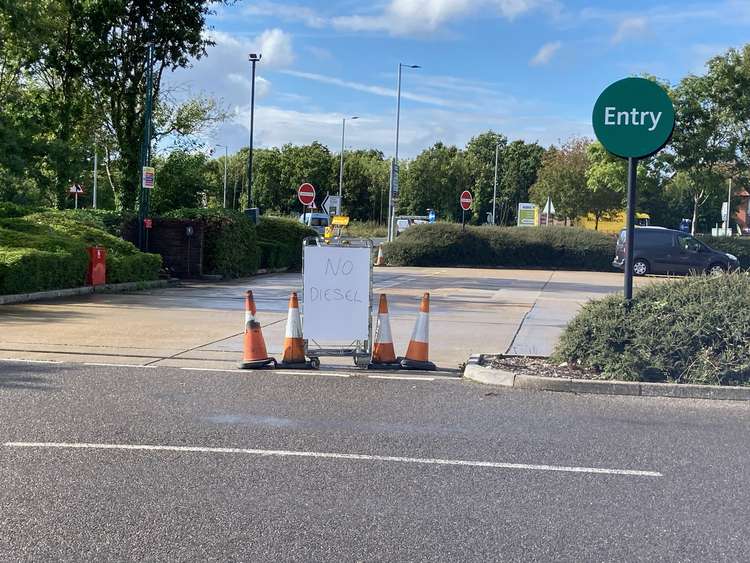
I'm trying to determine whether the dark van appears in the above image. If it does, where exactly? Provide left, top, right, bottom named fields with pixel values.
left=613, top=227, right=739, bottom=276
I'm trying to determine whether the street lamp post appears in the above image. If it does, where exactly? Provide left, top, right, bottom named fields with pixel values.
left=216, top=144, right=228, bottom=208
left=247, top=53, right=261, bottom=211
left=93, top=140, right=98, bottom=209
left=492, top=142, right=499, bottom=225
left=339, top=116, right=359, bottom=206
left=388, top=63, right=420, bottom=242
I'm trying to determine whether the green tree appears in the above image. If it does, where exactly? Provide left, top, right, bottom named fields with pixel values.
left=464, top=131, right=507, bottom=223
left=278, top=142, right=336, bottom=215
left=584, top=142, right=627, bottom=229
left=80, top=0, right=227, bottom=209
left=399, top=142, right=470, bottom=221
left=498, top=140, right=545, bottom=225
left=151, top=150, right=210, bottom=214
left=530, top=138, right=590, bottom=223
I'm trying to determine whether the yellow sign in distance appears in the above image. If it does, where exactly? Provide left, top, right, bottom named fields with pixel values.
left=331, top=215, right=350, bottom=226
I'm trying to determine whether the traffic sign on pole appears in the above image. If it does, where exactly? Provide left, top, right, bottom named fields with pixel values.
left=460, top=190, right=472, bottom=231
left=142, top=166, right=155, bottom=189
left=593, top=77, right=675, bottom=301
left=298, top=183, right=316, bottom=206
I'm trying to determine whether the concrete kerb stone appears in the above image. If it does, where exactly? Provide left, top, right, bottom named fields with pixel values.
left=0, top=279, right=177, bottom=305
left=463, top=364, right=750, bottom=402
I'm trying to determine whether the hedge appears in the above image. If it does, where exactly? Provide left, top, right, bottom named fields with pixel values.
left=383, top=223, right=616, bottom=270
left=162, top=208, right=260, bottom=277
left=256, top=216, right=316, bottom=271
left=553, top=273, right=750, bottom=385
left=0, top=212, right=161, bottom=295
left=699, top=235, right=750, bottom=270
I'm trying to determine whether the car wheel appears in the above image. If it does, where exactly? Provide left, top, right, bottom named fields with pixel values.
left=633, top=259, right=649, bottom=276
left=708, top=263, right=726, bottom=276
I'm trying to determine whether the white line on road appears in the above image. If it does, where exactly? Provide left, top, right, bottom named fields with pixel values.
left=368, top=375, right=436, bottom=381
left=3, top=442, right=662, bottom=477
left=85, top=363, right=157, bottom=369
left=0, top=358, right=61, bottom=364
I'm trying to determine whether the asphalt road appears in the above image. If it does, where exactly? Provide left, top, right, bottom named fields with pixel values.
left=2, top=360, right=749, bottom=561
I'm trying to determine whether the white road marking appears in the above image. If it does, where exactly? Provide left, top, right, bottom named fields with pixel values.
left=3, top=441, right=663, bottom=477
left=0, top=358, right=61, bottom=364
left=85, top=363, right=157, bottom=369
left=368, top=375, right=436, bottom=381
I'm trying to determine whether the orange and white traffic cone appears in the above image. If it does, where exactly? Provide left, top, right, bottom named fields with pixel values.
left=374, top=244, right=385, bottom=266
left=239, top=290, right=276, bottom=369
left=279, top=292, right=317, bottom=369
left=368, top=294, right=401, bottom=369
left=400, top=292, right=436, bottom=371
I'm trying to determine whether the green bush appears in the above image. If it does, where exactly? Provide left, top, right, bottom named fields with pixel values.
left=699, top=236, right=750, bottom=270
left=57, top=209, right=135, bottom=237
left=256, top=216, right=316, bottom=271
left=0, top=212, right=161, bottom=295
left=383, top=223, right=616, bottom=270
left=553, top=273, right=750, bottom=385
left=0, top=202, right=42, bottom=219
left=162, top=208, right=259, bottom=277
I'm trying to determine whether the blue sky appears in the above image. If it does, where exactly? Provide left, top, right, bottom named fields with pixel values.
left=168, top=0, right=750, bottom=158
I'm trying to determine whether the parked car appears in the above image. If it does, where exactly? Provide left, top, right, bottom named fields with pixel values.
left=613, top=226, right=739, bottom=276
left=299, top=212, right=330, bottom=234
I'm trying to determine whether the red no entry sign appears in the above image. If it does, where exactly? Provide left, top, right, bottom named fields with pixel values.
left=460, top=190, right=473, bottom=211
left=298, top=183, right=316, bottom=206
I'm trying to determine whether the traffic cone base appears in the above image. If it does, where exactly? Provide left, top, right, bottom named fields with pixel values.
left=400, top=292, right=436, bottom=371
left=279, top=291, right=317, bottom=369
left=239, top=290, right=276, bottom=370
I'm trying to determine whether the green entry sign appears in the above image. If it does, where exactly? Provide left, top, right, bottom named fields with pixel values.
left=592, top=77, right=675, bottom=159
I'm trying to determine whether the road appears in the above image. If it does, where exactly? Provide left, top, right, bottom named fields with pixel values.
left=1, top=360, right=748, bottom=561
left=0, top=267, right=655, bottom=370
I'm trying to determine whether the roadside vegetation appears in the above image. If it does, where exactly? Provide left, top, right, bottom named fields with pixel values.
left=0, top=211, right=161, bottom=295
left=553, top=273, right=750, bottom=386
left=384, top=223, right=615, bottom=270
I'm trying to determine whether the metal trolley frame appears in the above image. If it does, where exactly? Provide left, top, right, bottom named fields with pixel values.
left=301, top=236, right=373, bottom=368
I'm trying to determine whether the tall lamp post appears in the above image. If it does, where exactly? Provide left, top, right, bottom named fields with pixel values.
left=215, top=144, right=228, bottom=208
left=388, top=63, right=420, bottom=242
left=247, top=53, right=261, bottom=212
left=339, top=116, right=359, bottom=205
left=492, top=142, right=500, bottom=225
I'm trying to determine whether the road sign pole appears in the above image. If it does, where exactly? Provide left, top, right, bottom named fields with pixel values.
left=75, top=192, right=79, bottom=210
left=462, top=209, right=466, bottom=231
left=624, top=157, right=638, bottom=301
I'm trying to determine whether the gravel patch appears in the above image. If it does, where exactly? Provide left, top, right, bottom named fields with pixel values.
left=485, top=354, right=602, bottom=380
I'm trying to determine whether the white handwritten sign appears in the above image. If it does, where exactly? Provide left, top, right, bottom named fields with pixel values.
left=303, top=246, right=371, bottom=341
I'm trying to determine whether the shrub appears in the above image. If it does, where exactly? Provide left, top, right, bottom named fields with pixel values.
left=699, top=236, right=750, bottom=270
left=553, top=273, right=750, bottom=385
left=383, top=223, right=616, bottom=270
left=0, top=202, right=41, bottom=219
left=162, top=208, right=260, bottom=277
left=0, top=213, right=161, bottom=295
left=256, top=216, right=316, bottom=271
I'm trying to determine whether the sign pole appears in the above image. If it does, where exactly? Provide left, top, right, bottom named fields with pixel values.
left=624, top=157, right=638, bottom=301
left=75, top=192, right=79, bottom=210
left=462, top=209, right=466, bottom=231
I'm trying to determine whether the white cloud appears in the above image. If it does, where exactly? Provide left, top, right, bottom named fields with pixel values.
left=611, top=17, right=648, bottom=44
left=530, top=41, right=561, bottom=66
left=255, top=29, right=295, bottom=67
left=279, top=70, right=456, bottom=107
left=332, top=0, right=551, bottom=36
